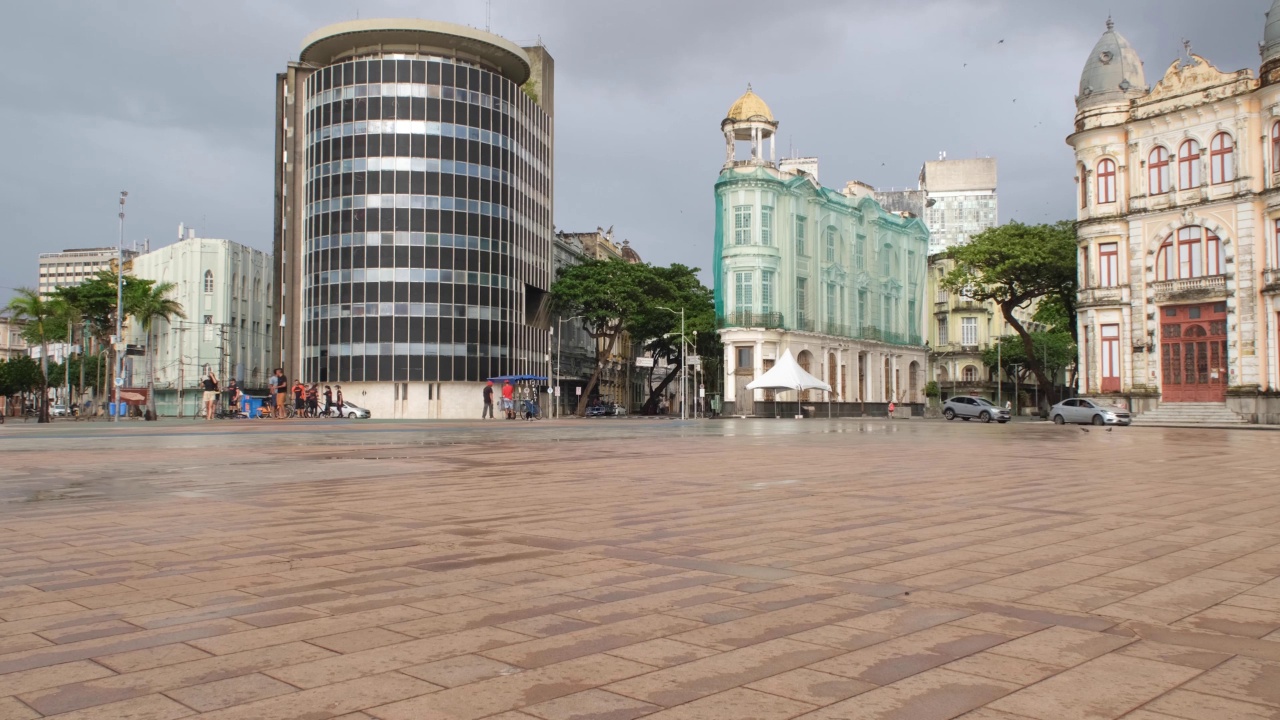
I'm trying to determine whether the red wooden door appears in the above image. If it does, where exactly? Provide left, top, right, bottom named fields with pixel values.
left=1100, top=324, right=1121, bottom=393
left=1160, top=303, right=1227, bottom=402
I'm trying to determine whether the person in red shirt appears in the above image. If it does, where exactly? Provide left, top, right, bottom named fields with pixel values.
left=501, top=380, right=515, bottom=419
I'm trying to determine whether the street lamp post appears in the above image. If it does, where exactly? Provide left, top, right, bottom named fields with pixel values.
left=113, top=191, right=127, bottom=423
left=656, top=306, right=685, bottom=420
left=692, top=329, right=698, bottom=418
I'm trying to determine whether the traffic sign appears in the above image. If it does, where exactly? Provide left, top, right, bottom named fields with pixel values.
left=114, top=378, right=125, bottom=387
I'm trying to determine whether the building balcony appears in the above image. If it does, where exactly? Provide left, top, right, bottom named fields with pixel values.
left=931, top=342, right=983, bottom=356
left=1077, top=286, right=1124, bottom=308
left=1150, top=274, right=1227, bottom=303
left=718, top=312, right=785, bottom=330
left=1263, top=268, right=1280, bottom=294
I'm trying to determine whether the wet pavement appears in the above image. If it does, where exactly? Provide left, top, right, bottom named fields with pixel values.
left=0, top=418, right=1278, bottom=718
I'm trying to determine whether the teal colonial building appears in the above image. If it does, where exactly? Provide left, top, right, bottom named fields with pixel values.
left=713, top=88, right=931, bottom=415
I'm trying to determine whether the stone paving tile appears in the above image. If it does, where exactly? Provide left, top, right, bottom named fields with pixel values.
left=2, top=420, right=1280, bottom=718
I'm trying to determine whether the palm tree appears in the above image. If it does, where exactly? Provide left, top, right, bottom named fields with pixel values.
left=130, top=282, right=185, bottom=419
left=5, top=289, right=57, bottom=423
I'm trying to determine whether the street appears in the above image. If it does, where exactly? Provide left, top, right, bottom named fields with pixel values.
left=0, top=419, right=1277, bottom=718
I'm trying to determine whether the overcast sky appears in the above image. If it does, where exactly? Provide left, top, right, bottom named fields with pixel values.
left=0, top=0, right=1266, bottom=304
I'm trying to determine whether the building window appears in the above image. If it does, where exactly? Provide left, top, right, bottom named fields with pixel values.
left=962, top=365, right=978, bottom=383
left=1275, top=218, right=1280, bottom=268
left=1178, top=139, right=1201, bottom=189
left=796, top=277, right=808, bottom=325
left=733, top=271, right=753, bottom=312
left=795, top=216, right=807, bottom=256
left=736, top=346, right=752, bottom=370
left=1101, top=323, right=1120, bottom=392
left=1148, top=146, right=1170, bottom=195
left=825, top=226, right=837, bottom=262
left=937, top=316, right=948, bottom=344
left=1272, top=123, right=1280, bottom=173
left=760, top=206, right=773, bottom=246
left=1096, top=158, right=1116, bottom=204
left=825, top=283, right=836, bottom=321
left=1157, top=226, right=1224, bottom=280
left=733, top=205, right=752, bottom=246
left=1079, top=163, right=1088, bottom=208
left=760, top=270, right=774, bottom=314
left=961, top=317, right=977, bottom=346
left=1209, top=133, right=1235, bottom=185
left=204, top=270, right=214, bottom=293
left=1099, top=242, right=1119, bottom=287
left=880, top=245, right=892, bottom=276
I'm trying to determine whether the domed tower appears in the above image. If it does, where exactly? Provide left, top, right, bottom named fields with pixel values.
left=1262, top=0, right=1280, bottom=85
left=1075, top=18, right=1147, bottom=130
left=722, top=85, right=778, bottom=168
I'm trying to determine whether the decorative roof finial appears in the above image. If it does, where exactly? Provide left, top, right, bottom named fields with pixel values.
left=1105, top=15, right=1114, bottom=31
left=747, top=82, right=753, bottom=93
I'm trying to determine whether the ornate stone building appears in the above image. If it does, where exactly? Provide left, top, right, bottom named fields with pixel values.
left=713, top=88, right=929, bottom=416
left=1068, top=10, right=1280, bottom=423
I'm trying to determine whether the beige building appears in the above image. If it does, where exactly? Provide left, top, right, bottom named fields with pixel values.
left=0, top=315, right=29, bottom=361
left=1068, top=11, right=1280, bottom=423
left=921, top=157, right=998, bottom=255
left=37, top=247, right=139, bottom=299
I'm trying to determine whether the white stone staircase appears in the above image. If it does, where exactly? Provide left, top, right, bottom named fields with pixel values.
left=1134, top=402, right=1247, bottom=425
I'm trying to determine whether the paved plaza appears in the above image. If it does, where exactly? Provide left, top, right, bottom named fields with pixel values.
left=0, top=418, right=1278, bottom=719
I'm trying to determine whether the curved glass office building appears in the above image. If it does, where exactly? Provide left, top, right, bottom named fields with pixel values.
left=274, top=19, right=554, bottom=417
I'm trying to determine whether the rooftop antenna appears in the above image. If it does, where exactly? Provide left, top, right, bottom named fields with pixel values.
left=1182, top=38, right=1193, bottom=60
left=485, top=0, right=491, bottom=32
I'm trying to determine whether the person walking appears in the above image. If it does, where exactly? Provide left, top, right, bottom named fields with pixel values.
left=306, top=383, right=319, bottom=418
left=202, top=368, right=219, bottom=420
left=274, top=369, right=288, bottom=419
left=323, top=385, right=334, bottom=417
left=293, top=380, right=306, bottom=418
left=482, top=381, right=494, bottom=419
left=335, top=385, right=344, bottom=417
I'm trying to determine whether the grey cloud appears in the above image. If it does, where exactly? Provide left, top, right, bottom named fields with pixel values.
left=0, top=0, right=1267, bottom=299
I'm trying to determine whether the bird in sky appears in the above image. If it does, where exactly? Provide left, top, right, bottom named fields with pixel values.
left=998, top=39, right=1005, bottom=44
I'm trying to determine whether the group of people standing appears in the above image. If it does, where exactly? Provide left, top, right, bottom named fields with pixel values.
left=264, top=369, right=344, bottom=418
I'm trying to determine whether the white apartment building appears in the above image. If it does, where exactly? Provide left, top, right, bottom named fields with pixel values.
left=37, top=247, right=139, bottom=298
left=920, top=156, right=999, bottom=255
left=127, top=232, right=273, bottom=416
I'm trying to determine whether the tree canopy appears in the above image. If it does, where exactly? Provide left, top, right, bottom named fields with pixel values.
left=942, top=221, right=1077, bottom=406
left=550, top=260, right=718, bottom=415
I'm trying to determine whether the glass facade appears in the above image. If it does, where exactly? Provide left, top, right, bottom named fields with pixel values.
left=300, top=54, right=552, bottom=383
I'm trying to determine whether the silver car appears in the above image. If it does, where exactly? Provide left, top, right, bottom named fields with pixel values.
left=1050, top=398, right=1130, bottom=426
left=942, top=396, right=1011, bottom=423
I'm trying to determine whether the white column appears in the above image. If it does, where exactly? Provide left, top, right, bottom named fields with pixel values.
left=836, top=348, right=844, bottom=401
left=723, top=344, right=735, bottom=402
left=754, top=339, right=765, bottom=403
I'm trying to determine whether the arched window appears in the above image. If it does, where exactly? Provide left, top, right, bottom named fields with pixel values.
left=962, top=365, right=978, bottom=382
left=1178, top=140, right=1201, bottom=189
left=1272, top=123, right=1280, bottom=172
left=1096, top=159, right=1116, bottom=204
left=1209, top=133, right=1234, bottom=185
left=231, top=273, right=238, bottom=298
left=1079, top=163, right=1088, bottom=209
left=1157, top=226, right=1224, bottom=280
left=1148, top=146, right=1170, bottom=195
left=241, top=275, right=247, bottom=298
left=203, top=270, right=214, bottom=293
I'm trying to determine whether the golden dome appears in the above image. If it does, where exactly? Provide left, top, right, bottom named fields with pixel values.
left=725, top=85, right=775, bottom=124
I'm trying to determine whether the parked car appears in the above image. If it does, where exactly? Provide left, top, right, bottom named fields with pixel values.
left=340, top=401, right=371, bottom=419
left=51, top=404, right=70, bottom=417
left=1050, top=398, right=1130, bottom=426
left=942, top=396, right=1011, bottom=423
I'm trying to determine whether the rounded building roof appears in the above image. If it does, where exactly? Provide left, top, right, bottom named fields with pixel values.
left=1265, top=0, right=1280, bottom=63
left=725, top=85, right=776, bottom=124
left=1077, top=18, right=1147, bottom=110
left=299, top=18, right=531, bottom=85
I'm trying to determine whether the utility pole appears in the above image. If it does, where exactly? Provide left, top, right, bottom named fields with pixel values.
left=113, top=191, right=127, bottom=423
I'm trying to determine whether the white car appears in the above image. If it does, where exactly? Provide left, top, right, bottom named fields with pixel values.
left=51, top=404, right=70, bottom=417
left=339, top=401, right=371, bottom=419
left=1050, top=398, right=1130, bottom=426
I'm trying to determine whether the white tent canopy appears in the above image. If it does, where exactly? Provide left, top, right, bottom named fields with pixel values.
left=746, top=349, right=832, bottom=393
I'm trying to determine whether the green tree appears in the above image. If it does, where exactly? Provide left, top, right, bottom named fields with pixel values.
left=1, top=356, right=44, bottom=416
left=5, top=290, right=59, bottom=422
left=130, top=281, right=185, bottom=417
left=981, top=332, right=1078, bottom=391
left=56, top=271, right=154, bottom=407
left=626, top=264, right=718, bottom=414
left=551, top=259, right=670, bottom=416
left=942, top=221, right=1077, bottom=407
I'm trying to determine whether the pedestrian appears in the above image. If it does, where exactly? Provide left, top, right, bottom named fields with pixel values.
left=202, top=368, right=219, bottom=420
left=306, top=383, right=319, bottom=417
left=482, top=381, right=494, bottom=419
left=274, top=369, right=288, bottom=419
left=335, top=385, right=344, bottom=417
left=225, top=378, right=239, bottom=416
left=293, top=380, right=306, bottom=417
left=501, top=379, right=514, bottom=419
left=323, top=385, right=334, bottom=417
left=887, top=399, right=896, bottom=419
